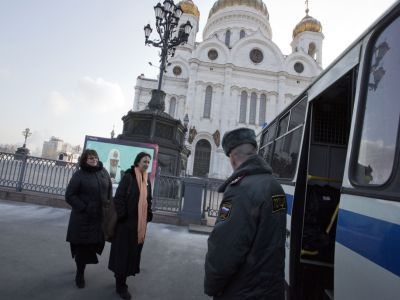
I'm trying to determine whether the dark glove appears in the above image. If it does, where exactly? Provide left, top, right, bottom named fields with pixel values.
left=147, top=210, right=153, bottom=222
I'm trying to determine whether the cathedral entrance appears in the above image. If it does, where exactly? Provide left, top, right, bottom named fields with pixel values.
left=193, top=139, right=211, bottom=177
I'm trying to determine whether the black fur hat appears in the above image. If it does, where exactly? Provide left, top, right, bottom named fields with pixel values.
left=222, top=128, right=257, bottom=156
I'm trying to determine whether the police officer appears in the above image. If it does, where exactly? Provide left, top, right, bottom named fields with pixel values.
left=204, top=128, right=287, bottom=300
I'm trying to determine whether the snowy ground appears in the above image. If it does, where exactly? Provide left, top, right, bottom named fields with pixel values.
left=0, top=199, right=211, bottom=300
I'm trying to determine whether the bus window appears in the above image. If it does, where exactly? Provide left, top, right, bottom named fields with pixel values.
left=261, top=123, right=276, bottom=164
left=266, top=123, right=277, bottom=142
left=353, top=17, right=400, bottom=185
left=271, top=130, right=302, bottom=179
left=271, top=100, right=306, bottom=179
left=277, top=113, right=290, bottom=137
left=289, top=98, right=307, bottom=130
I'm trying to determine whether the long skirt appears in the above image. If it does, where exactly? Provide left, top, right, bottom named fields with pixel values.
left=70, top=243, right=104, bottom=265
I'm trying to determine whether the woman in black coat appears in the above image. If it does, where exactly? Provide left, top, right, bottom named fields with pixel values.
left=108, top=152, right=153, bottom=300
left=65, top=149, right=112, bottom=288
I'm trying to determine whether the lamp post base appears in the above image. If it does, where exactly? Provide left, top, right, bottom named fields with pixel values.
left=148, top=89, right=166, bottom=112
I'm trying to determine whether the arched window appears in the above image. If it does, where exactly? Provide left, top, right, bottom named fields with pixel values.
left=240, top=29, right=246, bottom=39
left=225, top=30, right=231, bottom=47
left=203, top=86, right=212, bottom=118
left=308, top=42, right=317, bottom=59
left=239, top=91, right=248, bottom=123
left=193, top=139, right=211, bottom=177
left=249, top=92, right=257, bottom=124
left=259, top=94, right=267, bottom=125
left=169, top=97, right=176, bottom=117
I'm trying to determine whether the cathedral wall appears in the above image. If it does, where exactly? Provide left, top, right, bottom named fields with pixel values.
left=133, top=2, right=324, bottom=180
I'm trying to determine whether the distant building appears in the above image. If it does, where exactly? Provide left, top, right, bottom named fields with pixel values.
left=41, top=137, right=80, bottom=162
left=133, top=0, right=324, bottom=179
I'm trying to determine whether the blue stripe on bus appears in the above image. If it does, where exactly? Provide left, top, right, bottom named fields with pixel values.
left=286, top=194, right=293, bottom=216
left=336, top=209, right=400, bottom=277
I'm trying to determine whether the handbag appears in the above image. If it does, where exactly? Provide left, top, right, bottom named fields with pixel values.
left=102, top=175, right=134, bottom=242
left=102, top=198, right=118, bottom=242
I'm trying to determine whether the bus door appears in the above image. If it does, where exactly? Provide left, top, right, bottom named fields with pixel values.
left=335, top=12, right=400, bottom=300
left=296, top=70, right=356, bottom=299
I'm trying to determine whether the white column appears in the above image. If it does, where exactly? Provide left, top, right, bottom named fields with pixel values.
left=212, top=85, right=223, bottom=123
left=231, top=89, right=240, bottom=130
left=245, top=90, right=250, bottom=125
left=255, top=92, right=260, bottom=126
left=186, top=62, right=199, bottom=119
left=278, top=75, right=286, bottom=113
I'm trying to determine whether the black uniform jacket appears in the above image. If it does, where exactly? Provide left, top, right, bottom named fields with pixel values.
left=204, top=155, right=287, bottom=300
left=66, top=162, right=112, bottom=247
left=108, top=167, right=153, bottom=277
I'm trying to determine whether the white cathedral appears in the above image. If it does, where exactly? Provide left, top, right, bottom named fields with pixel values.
left=133, top=0, right=323, bottom=179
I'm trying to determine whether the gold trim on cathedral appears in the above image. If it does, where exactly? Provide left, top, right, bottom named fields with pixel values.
left=292, top=1, right=322, bottom=38
left=292, top=15, right=322, bottom=38
left=178, top=0, right=200, bottom=17
left=208, top=0, right=269, bottom=19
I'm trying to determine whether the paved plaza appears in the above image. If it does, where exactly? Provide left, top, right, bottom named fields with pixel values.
left=0, top=199, right=211, bottom=300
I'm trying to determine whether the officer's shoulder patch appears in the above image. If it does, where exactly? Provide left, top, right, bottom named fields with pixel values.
left=272, top=194, right=286, bottom=213
left=218, top=202, right=232, bottom=221
left=230, top=175, right=245, bottom=186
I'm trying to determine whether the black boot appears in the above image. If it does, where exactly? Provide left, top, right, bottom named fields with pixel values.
left=117, top=290, right=131, bottom=300
left=75, top=262, right=85, bottom=288
left=116, top=276, right=131, bottom=300
left=75, top=272, right=85, bottom=288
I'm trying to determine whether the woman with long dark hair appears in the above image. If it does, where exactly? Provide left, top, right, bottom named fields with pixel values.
left=108, top=152, right=153, bottom=300
left=65, top=149, right=112, bottom=288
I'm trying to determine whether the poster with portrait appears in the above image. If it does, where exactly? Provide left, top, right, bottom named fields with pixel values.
left=83, top=136, right=158, bottom=186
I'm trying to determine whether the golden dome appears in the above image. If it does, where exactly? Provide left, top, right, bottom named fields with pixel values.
left=208, top=0, right=269, bottom=19
left=293, top=13, right=322, bottom=38
left=178, top=0, right=200, bottom=18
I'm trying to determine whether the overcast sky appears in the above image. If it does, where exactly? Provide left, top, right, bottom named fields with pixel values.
left=0, top=0, right=397, bottom=155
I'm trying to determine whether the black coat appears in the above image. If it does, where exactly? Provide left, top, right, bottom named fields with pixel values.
left=108, top=167, right=153, bottom=277
left=204, top=155, right=287, bottom=300
left=66, top=162, right=112, bottom=248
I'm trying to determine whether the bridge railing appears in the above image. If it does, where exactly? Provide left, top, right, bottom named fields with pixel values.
left=0, top=152, right=77, bottom=196
left=0, top=151, right=226, bottom=222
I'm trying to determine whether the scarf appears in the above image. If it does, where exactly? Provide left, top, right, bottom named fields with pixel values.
left=135, top=167, right=148, bottom=244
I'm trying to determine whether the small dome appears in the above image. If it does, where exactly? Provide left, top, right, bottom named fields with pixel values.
left=208, top=0, right=269, bottom=19
left=178, top=0, right=200, bottom=18
left=293, top=13, right=322, bottom=38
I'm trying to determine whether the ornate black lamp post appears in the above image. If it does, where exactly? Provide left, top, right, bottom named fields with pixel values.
left=144, top=0, right=192, bottom=111
left=15, top=128, right=32, bottom=156
left=21, top=128, right=32, bottom=148
left=118, top=0, right=192, bottom=176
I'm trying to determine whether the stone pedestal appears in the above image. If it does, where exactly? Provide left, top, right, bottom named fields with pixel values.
left=180, top=177, right=205, bottom=225
left=118, top=89, right=190, bottom=176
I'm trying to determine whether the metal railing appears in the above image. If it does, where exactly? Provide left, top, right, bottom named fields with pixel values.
left=203, top=178, right=224, bottom=218
left=153, top=173, right=183, bottom=213
left=0, top=151, right=226, bottom=220
left=0, top=152, right=77, bottom=195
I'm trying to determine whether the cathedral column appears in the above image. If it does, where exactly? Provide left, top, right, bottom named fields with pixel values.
left=230, top=88, right=240, bottom=130
left=222, top=67, right=233, bottom=131
left=245, top=90, right=251, bottom=125
left=278, top=75, right=286, bottom=114
left=186, top=62, right=199, bottom=119
left=212, top=85, right=223, bottom=123
left=267, top=93, right=278, bottom=122
left=193, top=84, right=204, bottom=122
left=178, top=96, right=185, bottom=119
left=255, top=92, right=260, bottom=127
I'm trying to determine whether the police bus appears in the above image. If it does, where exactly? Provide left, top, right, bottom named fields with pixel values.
left=258, top=2, right=400, bottom=299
